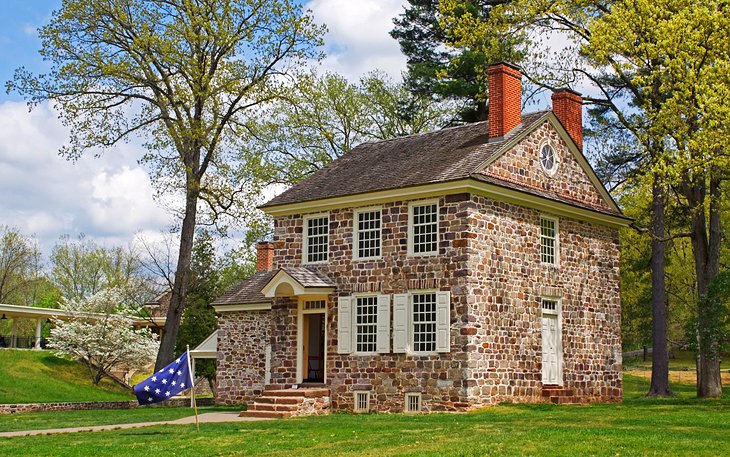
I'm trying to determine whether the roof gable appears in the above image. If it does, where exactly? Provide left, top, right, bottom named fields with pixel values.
left=478, top=114, right=620, bottom=213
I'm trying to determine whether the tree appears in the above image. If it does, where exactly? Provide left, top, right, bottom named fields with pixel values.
left=244, top=71, right=456, bottom=185
left=0, top=226, right=43, bottom=305
left=439, top=0, right=730, bottom=398
left=9, top=0, right=324, bottom=370
left=48, top=288, right=159, bottom=385
left=50, top=234, right=155, bottom=305
left=391, top=0, right=523, bottom=122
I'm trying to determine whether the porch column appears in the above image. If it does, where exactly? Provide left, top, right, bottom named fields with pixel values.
left=34, top=319, right=42, bottom=350
left=10, top=318, right=17, bottom=348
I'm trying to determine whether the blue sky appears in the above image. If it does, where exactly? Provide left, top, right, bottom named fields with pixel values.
left=0, top=0, right=409, bottom=256
left=0, top=1, right=60, bottom=103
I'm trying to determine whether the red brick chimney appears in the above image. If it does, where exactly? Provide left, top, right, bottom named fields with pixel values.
left=551, top=89, right=583, bottom=150
left=256, top=241, right=274, bottom=271
left=488, top=62, right=522, bottom=140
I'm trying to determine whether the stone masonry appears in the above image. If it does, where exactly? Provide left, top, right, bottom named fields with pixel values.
left=216, top=310, right=270, bottom=404
left=214, top=118, right=623, bottom=412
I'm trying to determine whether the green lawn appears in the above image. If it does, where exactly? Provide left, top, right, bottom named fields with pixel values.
left=624, top=349, right=729, bottom=370
left=0, top=349, right=133, bottom=403
left=1, top=375, right=728, bottom=456
left=0, top=405, right=241, bottom=433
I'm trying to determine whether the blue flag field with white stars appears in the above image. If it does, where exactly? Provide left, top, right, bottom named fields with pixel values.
left=133, top=351, right=194, bottom=405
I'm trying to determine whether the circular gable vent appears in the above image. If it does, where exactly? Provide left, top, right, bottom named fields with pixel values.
left=540, top=143, right=558, bottom=176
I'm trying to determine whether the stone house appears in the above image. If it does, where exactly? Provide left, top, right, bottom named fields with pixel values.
left=212, top=63, right=630, bottom=417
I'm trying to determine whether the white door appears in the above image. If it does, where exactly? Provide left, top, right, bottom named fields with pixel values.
left=541, top=314, right=561, bottom=384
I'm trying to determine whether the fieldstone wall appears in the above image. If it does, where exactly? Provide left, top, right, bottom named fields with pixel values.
left=0, top=397, right=214, bottom=415
left=481, top=121, right=611, bottom=211
left=258, top=122, right=623, bottom=412
left=465, top=194, right=622, bottom=405
left=273, top=195, right=477, bottom=412
left=216, top=310, right=270, bottom=404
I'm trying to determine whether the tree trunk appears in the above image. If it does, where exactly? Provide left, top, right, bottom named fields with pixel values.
left=476, top=100, right=487, bottom=121
left=93, top=369, right=104, bottom=385
left=648, top=177, right=672, bottom=397
left=155, top=170, right=200, bottom=370
left=693, top=173, right=723, bottom=398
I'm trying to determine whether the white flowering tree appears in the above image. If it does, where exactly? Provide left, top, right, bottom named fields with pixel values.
left=49, top=288, right=159, bottom=385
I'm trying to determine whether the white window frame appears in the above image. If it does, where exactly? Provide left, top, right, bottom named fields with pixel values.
left=407, top=199, right=439, bottom=257
left=353, top=390, right=370, bottom=413
left=337, top=294, right=391, bottom=355
left=353, top=294, right=379, bottom=355
left=302, top=212, right=330, bottom=265
left=539, top=215, right=560, bottom=267
left=404, top=392, right=422, bottom=413
left=353, top=206, right=382, bottom=261
left=539, top=140, right=559, bottom=177
left=393, top=290, right=451, bottom=355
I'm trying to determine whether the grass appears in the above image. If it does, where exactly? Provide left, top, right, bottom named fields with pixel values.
left=0, top=405, right=242, bottom=433
left=624, top=350, right=730, bottom=384
left=0, top=349, right=133, bottom=403
left=1, top=374, right=729, bottom=456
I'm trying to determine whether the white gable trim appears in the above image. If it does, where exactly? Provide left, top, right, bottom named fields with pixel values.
left=213, top=302, right=272, bottom=313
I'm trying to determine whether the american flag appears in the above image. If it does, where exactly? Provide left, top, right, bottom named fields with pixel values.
left=133, top=351, right=194, bottom=405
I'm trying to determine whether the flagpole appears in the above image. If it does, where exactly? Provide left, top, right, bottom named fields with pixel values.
left=186, top=345, right=200, bottom=432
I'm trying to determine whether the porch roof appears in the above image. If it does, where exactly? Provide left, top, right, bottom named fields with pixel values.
left=261, top=268, right=336, bottom=298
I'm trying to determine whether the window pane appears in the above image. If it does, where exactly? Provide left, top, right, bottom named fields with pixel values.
left=306, top=216, right=329, bottom=263
left=540, top=217, right=557, bottom=264
left=357, top=210, right=381, bottom=258
left=411, top=204, right=437, bottom=254
left=412, top=293, right=436, bottom=352
left=356, top=296, right=378, bottom=352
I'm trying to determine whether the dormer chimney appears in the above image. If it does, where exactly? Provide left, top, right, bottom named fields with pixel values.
left=256, top=241, right=274, bottom=271
left=488, top=62, right=522, bottom=140
left=551, top=89, right=583, bottom=150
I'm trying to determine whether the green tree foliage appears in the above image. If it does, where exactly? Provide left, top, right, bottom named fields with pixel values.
left=51, top=234, right=155, bottom=305
left=244, top=71, right=457, bottom=185
left=392, top=0, right=523, bottom=122
left=8, top=0, right=324, bottom=370
left=0, top=226, right=44, bottom=305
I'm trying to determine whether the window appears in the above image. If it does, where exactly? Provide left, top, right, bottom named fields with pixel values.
left=354, top=391, right=370, bottom=413
left=304, top=214, right=329, bottom=263
left=409, top=201, right=438, bottom=255
left=412, top=293, right=437, bottom=352
left=355, top=208, right=381, bottom=259
left=355, top=296, right=378, bottom=353
left=540, top=143, right=558, bottom=175
left=337, top=295, right=391, bottom=354
left=393, top=291, right=451, bottom=354
left=541, top=298, right=558, bottom=313
left=404, top=393, right=422, bottom=413
left=540, top=216, right=558, bottom=265
left=304, top=300, right=326, bottom=310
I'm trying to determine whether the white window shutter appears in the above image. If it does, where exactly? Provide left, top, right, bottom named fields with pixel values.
left=435, top=291, right=451, bottom=353
left=376, top=295, right=391, bottom=353
left=393, top=293, right=408, bottom=353
left=337, top=296, right=353, bottom=354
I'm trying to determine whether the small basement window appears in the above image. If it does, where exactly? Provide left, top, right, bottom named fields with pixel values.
left=354, top=391, right=370, bottom=413
left=404, top=393, right=422, bottom=413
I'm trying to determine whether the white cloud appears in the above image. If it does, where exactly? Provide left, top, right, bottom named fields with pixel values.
left=0, top=101, right=172, bottom=253
left=306, top=0, right=407, bottom=81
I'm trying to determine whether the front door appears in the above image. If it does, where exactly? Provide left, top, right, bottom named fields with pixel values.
left=541, top=314, right=561, bottom=384
left=303, top=313, right=325, bottom=382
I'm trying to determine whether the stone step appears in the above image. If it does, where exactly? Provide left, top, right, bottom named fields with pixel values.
left=262, top=388, right=329, bottom=398
left=239, top=410, right=292, bottom=419
left=256, top=396, right=302, bottom=405
left=249, top=403, right=299, bottom=412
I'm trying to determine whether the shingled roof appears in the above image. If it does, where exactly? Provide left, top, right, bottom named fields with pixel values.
left=262, top=111, right=550, bottom=209
left=211, top=270, right=275, bottom=306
